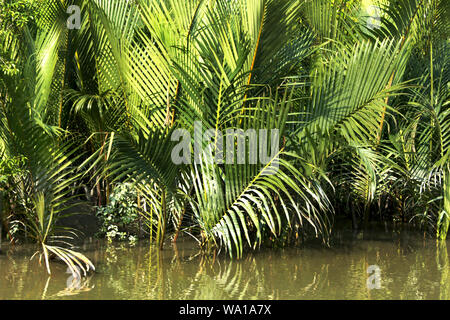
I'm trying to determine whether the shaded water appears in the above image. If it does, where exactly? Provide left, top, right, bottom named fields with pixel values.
left=0, top=224, right=449, bottom=300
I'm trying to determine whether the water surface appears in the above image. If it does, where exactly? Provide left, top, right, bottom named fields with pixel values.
left=0, top=225, right=449, bottom=300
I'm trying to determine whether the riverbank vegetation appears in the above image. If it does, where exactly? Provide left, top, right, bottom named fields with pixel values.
left=0, top=0, right=448, bottom=276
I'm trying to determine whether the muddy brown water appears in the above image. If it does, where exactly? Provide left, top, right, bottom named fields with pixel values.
left=0, top=224, right=449, bottom=300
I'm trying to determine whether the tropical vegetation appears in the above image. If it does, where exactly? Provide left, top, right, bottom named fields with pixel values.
left=0, top=0, right=448, bottom=276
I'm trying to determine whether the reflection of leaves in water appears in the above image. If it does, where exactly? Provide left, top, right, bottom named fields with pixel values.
left=182, top=258, right=255, bottom=300
left=86, top=240, right=450, bottom=300
left=299, top=263, right=329, bottom=297
left=53, top=275, right=95, bottom=298
left=105, top=245, right=119, bottom=264
left=1, top=235, right=449, bottom=299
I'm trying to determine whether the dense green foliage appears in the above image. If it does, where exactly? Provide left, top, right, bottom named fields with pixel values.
left=0, top=0, right=448, bottom=275
left=96, top=182, right=140, bottom=243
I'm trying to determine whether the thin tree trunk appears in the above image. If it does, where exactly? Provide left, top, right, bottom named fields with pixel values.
left=363, top=203, right=371, bottom=230
left=351, top=209, right=358, bottom=231
left=6, top=196, right=15, bottom=246
left=96, top=176, right=102, bottom=207
left=137, top=189, right=142, bottom=239
left=156, top=189, right=167, bottom=250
